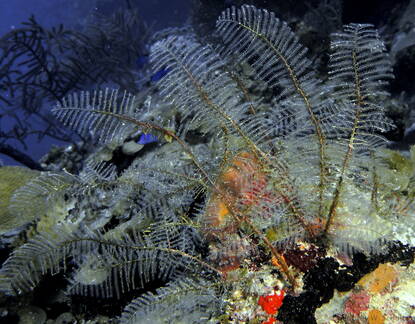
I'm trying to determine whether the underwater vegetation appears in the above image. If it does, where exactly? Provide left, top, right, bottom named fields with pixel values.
left=1, top=4, right=415, bottom=323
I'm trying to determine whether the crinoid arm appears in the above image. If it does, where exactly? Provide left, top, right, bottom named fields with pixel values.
left=52, top=88, right=141, bottom=144
left=119, top=278, right=222, bottom=324
left=325, top=23, right=395, bottom=233
left=0, top=207, right=207, bottom=298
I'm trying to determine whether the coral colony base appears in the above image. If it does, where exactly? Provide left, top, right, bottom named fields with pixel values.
left=1, top=4, right=415, bottom=323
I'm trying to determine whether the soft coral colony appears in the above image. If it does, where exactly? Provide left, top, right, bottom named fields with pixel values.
left=0, top=4, right=414, bottom=323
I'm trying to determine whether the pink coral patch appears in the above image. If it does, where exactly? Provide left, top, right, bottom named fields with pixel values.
left=344, top=291, right=370, bottom=315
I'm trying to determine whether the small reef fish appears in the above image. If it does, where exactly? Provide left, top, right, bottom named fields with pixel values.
left=137, top=133, right=158, bottom=145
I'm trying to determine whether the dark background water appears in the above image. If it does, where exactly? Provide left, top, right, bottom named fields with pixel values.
left=0, top=0, right=189, bottom=39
